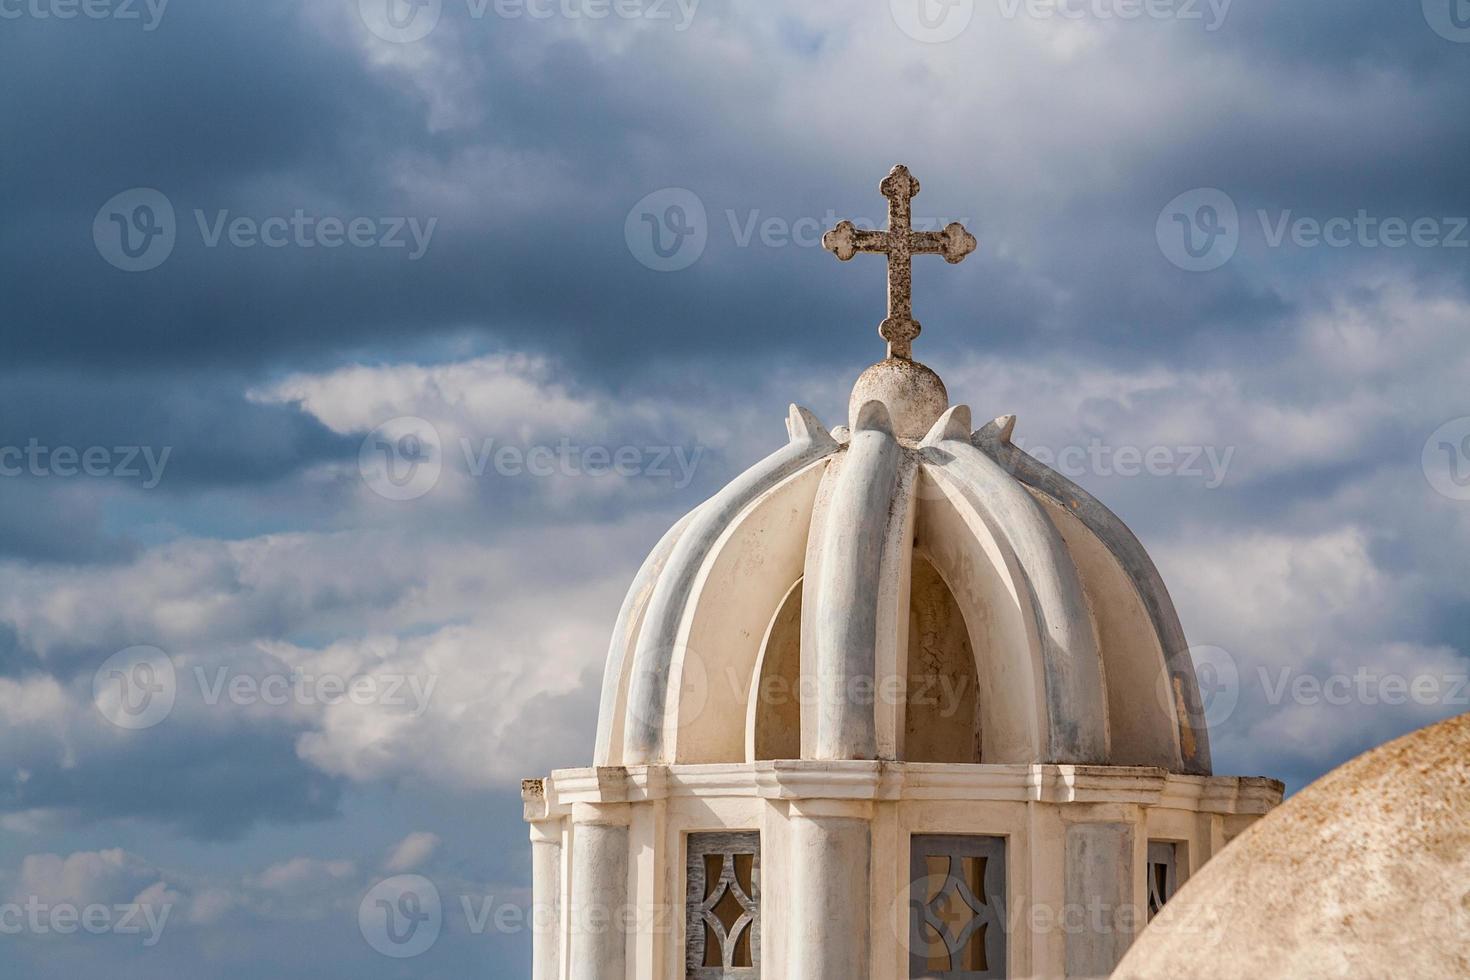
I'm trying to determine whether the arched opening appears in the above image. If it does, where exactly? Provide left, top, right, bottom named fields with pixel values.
left=903, top=554, right=982, bottom=763
left=752, top=580, right=803, bottom=760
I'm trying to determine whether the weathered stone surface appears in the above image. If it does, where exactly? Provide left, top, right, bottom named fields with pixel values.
left=847, top=356, right=948, bottom=443
left=1065, top=822, right=1135, bottom=977
left=822, top=163, right=977, bottom=360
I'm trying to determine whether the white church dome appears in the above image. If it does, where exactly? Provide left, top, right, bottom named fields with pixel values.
left=528, top=167, right=1274, bottom=980
left=592, top=359, right=1213, bottom=776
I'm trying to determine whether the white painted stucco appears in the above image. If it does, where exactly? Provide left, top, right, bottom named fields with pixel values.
left=526, top=360, right=1279, bottom=979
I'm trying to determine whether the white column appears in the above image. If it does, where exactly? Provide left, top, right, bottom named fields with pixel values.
left=569, top=802, right=630, bottom=980
left=529, top=819, right=564, bottom=980
left=787, top=799, right=872, bottom=980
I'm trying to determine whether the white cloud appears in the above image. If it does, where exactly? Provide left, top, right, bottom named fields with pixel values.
left=10, top=849, right=164, bottom=909
left=383, top=831, right=440, bottom=872
left=254, top=353, right=730, bottom=511
left=253, top=857, right=357, bottom=893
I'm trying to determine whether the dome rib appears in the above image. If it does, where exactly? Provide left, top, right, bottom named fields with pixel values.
left=806, top=400, right=903, bottom=761
left=593, top=508, right=696, bottom=766
left=598, top=400, right=1215, bottom=774
left=974, top=416, right=1213, bottom=775
left=667, top=459, right=827, bottom=763
left=920, top=411, right=1110, bottom=765
left=620, top=405, right=839, bottom=765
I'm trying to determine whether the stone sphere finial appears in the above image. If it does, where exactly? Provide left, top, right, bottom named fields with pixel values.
left=848, top=357, right=949, bottom=443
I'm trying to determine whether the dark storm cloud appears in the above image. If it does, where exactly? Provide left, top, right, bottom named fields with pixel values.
left=0, top=370, right=353, bottom=490
left=2, top=724, right=345, bottom=839
left=0, top=368, right=353, bottom=561
left=0, top=481, right=139, bottom=564
left=3, top=0, right=1465, bottom=384
left=1210, top=0, right=1470, bottom=75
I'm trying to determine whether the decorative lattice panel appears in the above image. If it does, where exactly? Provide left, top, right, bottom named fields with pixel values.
left=686, top=831, right=760, bottom=979
left=909, top=834, right=1007, bottom=979
left=1146, top=841, right=1179, bottom=920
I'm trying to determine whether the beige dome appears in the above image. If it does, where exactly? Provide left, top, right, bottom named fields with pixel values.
left=1115, top=711, right=1470, bottom=978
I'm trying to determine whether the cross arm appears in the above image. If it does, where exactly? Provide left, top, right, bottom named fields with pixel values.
left=822, top=220, right=898, bottom=261
left=909, top=222, right=978, bottom=263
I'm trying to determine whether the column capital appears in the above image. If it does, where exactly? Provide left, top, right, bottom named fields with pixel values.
left=522, top=778, right=553, bottom=822
left=755, top=759, right=884, bottom=802
left=572, top=801, right=632, bottom=827
left=528, top=818, right=564, bottom=844
left=788, top=797, right=874, bottom=820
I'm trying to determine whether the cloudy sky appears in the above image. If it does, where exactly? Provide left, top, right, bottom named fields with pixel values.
left=2, top=0, right=1469, bottom=974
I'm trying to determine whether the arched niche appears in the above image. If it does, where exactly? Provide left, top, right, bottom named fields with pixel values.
left=748, top=558, right=990, bottom=765
left=903, top=553, right=982, bottom=763
left=1031, top=494, right=1181, bottom=768
left=913, top=466, right=1046, bottom=764
left=750, top=579, right=803, bottom=761
left=668, top=462, right=826, bottom=763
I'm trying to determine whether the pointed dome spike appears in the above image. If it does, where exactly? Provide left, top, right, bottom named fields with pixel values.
left=786, top=404, right=837, bottom=447
left=852, top=399, right=895, bottom=435
left=974, top=413, right=1017, bottom=447
left=920, top=404, right=973, bottom=447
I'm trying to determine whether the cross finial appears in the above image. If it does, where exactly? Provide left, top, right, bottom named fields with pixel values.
left=822, top=164, right=977, bottom=360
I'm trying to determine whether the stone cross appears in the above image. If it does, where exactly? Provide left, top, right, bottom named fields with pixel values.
left=822, top=164, right=977, bottom=360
